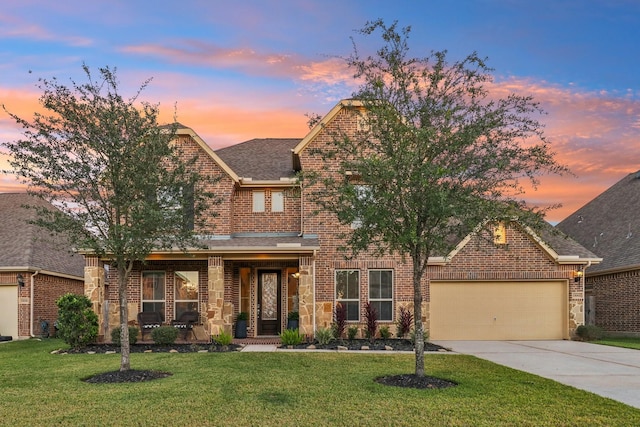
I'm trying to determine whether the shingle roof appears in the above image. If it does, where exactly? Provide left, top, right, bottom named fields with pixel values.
left=215, top=138, right=301, bottom=180
left=0, top=193, right=85, bottom=277
left=557, top=171, right=640, bottom=273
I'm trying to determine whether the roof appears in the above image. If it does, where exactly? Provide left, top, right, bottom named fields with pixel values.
left=215, top=138, right=301, bottom=181
left=557, top=171, right=640, bottom=274
left=0, top=193, right=85, bottom=278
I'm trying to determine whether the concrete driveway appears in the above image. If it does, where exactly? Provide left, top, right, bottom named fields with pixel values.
left=432, top=340, right=640, bottom=409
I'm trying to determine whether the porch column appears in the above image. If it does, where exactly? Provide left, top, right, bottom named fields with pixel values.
left=298, top=256, right=315, bottom=336
left=207, top=256, right=233, bottom=336
left=84, top=256, right=106, bottom=338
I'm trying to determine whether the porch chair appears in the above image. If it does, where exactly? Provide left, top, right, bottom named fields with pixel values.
left=171, top=311, right=200, bottom=341
left=137, top=311, right=164, bottom=341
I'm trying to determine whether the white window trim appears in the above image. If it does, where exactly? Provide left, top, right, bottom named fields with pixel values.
left=368, top=269, right=393, bottom=322
left=335, top=269, right=360, bottom=322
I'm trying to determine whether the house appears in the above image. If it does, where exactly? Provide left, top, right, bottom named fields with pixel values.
left=84, top=99, right=600, bottom=341
left=557, top=171, right=640, bottom=336
left=0, top=193, right=85, bottom=340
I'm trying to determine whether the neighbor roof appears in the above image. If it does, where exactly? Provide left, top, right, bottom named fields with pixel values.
left=0, top=193, right=85, bottom=278
left=215, top=138, right=301, bottom=180
left=557, top=171, right=640, bottom=274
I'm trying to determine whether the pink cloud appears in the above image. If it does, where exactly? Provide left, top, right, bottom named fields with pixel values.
left=0, top=12, right=92, bottom=46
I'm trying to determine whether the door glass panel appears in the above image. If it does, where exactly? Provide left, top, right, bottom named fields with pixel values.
left=261, top=273, right=278, bottom=321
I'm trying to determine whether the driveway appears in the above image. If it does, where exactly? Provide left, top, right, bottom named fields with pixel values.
left=432, top=340, right=640, bottom=409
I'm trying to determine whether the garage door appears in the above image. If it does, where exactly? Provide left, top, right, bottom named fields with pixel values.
left=430, top=281, right=567, bottom=340
left=0, top=285, right=18, bottom=338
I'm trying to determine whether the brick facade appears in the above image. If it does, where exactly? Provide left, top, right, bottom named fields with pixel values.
left=586, top=271, right=640, bottom=334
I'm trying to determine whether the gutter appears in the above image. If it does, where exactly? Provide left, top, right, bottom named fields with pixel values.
left=30, top=270, right=40, bottom=338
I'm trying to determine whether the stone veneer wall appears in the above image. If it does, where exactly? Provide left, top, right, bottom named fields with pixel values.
left=207, top=256, right=233, bottom=336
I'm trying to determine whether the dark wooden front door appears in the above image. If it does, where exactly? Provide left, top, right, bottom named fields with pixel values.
left=258, top=270, right=281, bottom=335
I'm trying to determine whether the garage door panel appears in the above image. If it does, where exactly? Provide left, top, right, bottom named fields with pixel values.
left=430, top=281, right=567, bottom=340
left=0, top=285, right=18, bottom=338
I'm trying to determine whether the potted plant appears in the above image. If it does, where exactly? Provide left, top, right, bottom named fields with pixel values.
left=235, top=312, right=248, bottom=339
left=287, top=311, right=299, bottom=330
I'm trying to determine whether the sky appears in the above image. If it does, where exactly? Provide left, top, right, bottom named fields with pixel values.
left=1, top=0, right=639, bottom=223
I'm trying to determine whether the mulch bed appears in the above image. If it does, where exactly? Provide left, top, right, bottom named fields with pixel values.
left=284, top=338, right=446, bottom=352
left=376, top=374, right=457, bottom=389
left=59, top=343, right=241, bottom=354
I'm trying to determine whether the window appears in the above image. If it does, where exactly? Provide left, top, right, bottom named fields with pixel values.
left=369, top=270, right=393, bottom=321
left=142, top=272, right=165, bottom=314
left=271, top=191, right=284, bottom=212
left=253, top=191, right=265, bottom=212
left=175, top=271, right=198, bottom=319
left=351, top=185, right=371, bottom=229
left=336, top=270, right=360, bottom=321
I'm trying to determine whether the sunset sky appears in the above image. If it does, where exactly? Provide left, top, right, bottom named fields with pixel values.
left=1, top=1, right=639, bottom=223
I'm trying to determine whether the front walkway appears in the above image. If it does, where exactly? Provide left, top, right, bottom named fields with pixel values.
left=433, top=340, right=640, bottom=409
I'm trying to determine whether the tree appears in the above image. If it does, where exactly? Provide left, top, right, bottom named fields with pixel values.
left=3, top=65, right=218, bottom=371
left=308, top=21, right=569, bottom=377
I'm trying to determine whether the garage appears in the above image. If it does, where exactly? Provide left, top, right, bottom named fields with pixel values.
left=0, top=285, right=18, bottom=339
left=430, top=280, right=568, bottom=340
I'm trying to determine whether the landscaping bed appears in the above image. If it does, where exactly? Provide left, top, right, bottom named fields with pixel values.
left=282, top=338, right=446, bottom=352
left=57, top=342, right=241, bottom=354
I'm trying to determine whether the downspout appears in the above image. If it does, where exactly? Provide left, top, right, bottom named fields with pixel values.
left=30, top=270, right=40, bottom=337
left=312, top=258, right=316, bottom=337
left=298, top=181, right=304, bottom=237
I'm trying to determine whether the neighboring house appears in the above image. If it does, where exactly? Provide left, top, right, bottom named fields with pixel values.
left=557, top=171, right=640, bottom=336
left=84, top=99, right=600, bottom=341
left=0, top=193, right=85, bottom=340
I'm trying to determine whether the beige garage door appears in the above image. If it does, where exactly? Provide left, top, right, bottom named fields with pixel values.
left=430, top=281, right=567, bottom=340
left=0, top=285, right=18, bottom=338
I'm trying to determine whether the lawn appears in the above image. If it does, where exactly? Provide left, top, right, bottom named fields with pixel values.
left=1, top=339, right=639, bottom=426
left=594, top=337, right=640, bottom=350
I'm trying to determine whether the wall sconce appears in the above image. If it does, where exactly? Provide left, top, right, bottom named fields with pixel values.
left=290, top=272, right=300, bottom=279
left=17, top=274, right=25, bottom=287
left=573, top=270, right=584, bottom=283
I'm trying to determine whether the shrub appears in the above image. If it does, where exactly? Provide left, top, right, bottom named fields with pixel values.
left=347, top=325, right=359, bottom=341
left=213, top=329, right=233, bottom=346
left=396, top=306, right=413, bottom=338
left=333, top=303, right=347, bottom=339
left=287, top=311, right=299, bottom=321
left=315, top=327, right=335, bottom=345
left=55, top=293, right=99, bottom=348
left=280, top=328, right=304, bottom=346
left=364, top=302, right=378, bottom=344
left=151, top=326, right=179, bottom=345
left=379, top=325, right=391, bottom=340
left=575, top=324, right=605, bottom=341
left=110, top=326, right=139, bottom=346
left=236, top=312, right=248, bottom=321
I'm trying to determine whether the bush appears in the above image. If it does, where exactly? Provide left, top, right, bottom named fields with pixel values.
left=333, top=303, right=347, bottom=339
left=236, top=312, right=248, bottom=321
left=287, top=311, right=299, bottom=321
left=151, top=326, right=179, bottom=345
left=315, top=327, right=335, bottom=345
left=55, top=293, right=99, bottom=348
left=379, top=325, right=391, bottom=340
left=280, top=328, right=304, bottom=346
left=364, top=302, right=378, bottom=344
left=213, top=329, right=233, bottom=346
left=575, top=324, right=605, bottom=341
left=110, top=326, right=139, bottom=346
left=347, top=325, right=359, bottom=341
left=396, top=306, right=413, bottom=338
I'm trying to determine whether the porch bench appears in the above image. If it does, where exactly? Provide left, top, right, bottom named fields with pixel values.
left=137, top=311, right=164, bottom=340
left=171, top=311, right=200, bottom=340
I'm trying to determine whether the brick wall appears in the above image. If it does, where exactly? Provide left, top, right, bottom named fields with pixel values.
left=231, top=188, right=301, bottom=234
left=587, top=271, right=640, bottom=333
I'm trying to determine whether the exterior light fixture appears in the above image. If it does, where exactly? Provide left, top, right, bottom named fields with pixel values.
left=17, top=273, right=25, bottom=287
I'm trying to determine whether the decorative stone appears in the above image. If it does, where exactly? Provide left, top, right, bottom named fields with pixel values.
left=306, top=344, right=316, bottom=349
left=198, top=350, right=208, bottom=353
left=337, top=345, right=348, bottom=351
left=144, top=350, right=153, bottom=353
left=360, top=346, right=369, bottom=350
left=50, top=350, right=59, bottom=354
left=385, top=346, right=393, bottom=351
left=169, top=349, right=178, bottom=353
left=105, top=351, right=116, bottom=354
left=87, top=351, right=96, bottom=355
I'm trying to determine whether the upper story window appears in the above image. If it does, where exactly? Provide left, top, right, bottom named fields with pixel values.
left=253, top=191, right=265, bottom=213
left=271, top=191, right=284, bottom=212
left=493, top=222, right=507, bottom=245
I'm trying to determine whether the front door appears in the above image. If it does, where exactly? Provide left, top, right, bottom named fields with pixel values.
left=258, top=270, right=281, bottom=335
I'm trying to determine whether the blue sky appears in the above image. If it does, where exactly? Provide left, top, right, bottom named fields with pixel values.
left=1, top=0, right=639, bottom=222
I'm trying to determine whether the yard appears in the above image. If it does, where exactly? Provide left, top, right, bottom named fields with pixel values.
left=1, top=339, right=639, bottom=426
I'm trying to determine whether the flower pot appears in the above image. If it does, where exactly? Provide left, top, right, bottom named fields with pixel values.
left=287, top=319, right=299, bottom=330
left=235, top=319, right=247, bottom=338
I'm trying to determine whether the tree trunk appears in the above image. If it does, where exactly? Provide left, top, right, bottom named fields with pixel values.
left=118, top=263, right=131, bottom=371
left=413, top=263, right=425, bottom=377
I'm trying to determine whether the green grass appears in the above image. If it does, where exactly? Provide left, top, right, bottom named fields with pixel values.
left=594, top=337, right=640, bottom=350
left=1, top=339, right=640, bottom=426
